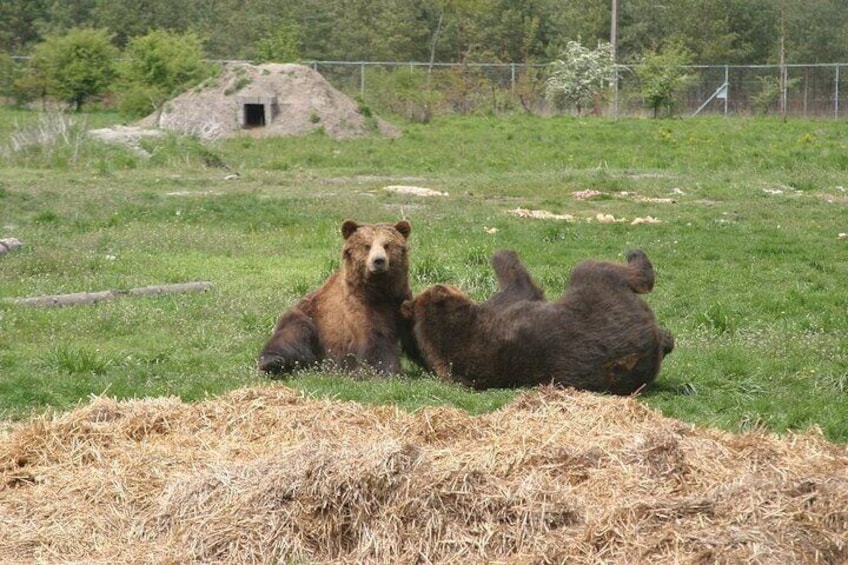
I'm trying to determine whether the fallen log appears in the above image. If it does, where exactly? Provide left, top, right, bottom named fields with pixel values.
left=4, top=281, right=213, bottom=307
left=0, top=238, right=22, bottom=256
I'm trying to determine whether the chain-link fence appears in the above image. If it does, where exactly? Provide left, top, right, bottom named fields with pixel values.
left=309, top=61, right=848, bottom=119
left=3, top=56, right=848, bottom=119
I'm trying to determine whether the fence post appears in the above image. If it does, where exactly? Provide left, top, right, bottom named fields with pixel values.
left=836, top=65, right=840, bottom=119
left=360, top=62, right=365, bottom=97
left=724, top=65, right=729, bottom=116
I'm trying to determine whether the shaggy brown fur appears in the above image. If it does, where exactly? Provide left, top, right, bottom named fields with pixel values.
left=259, top=220, right=421, bottom=375
left=401, top=249, right=674, bottom=394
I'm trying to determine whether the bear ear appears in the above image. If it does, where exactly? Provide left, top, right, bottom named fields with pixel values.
left=341, top=220, right=359, bottom=240
left=394, top=220, right=411, bottom=240
left=400, top=299, right=414, bottom=319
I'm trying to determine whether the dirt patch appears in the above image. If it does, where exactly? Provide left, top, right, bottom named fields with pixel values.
left=88, top=125, right=165, bottom=156
left=1, top=386, right=846, bottom=563
left=383, top=185, right=449, bottom=197
left=137, top=62, right=400, bottom=140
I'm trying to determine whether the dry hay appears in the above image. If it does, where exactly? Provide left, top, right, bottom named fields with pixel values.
left=507, top=208, right=662, bottom=226
left=1, top=386, right=847, bottom=564
left=137, top=62, right=399, bottom=140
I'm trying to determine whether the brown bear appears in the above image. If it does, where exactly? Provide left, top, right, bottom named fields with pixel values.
left=258, top=219, right=421, bottom=376
left=401, top=249, right=674, bottom=394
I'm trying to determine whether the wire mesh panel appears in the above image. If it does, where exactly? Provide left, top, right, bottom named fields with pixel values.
left=2, top=58, right=847, bottom=119
left=307, top=61, right=848, bottom=119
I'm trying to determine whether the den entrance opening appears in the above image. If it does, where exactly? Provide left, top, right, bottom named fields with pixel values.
left=238, top=96, right=278, bottom=129
left=244, top=104, right=266, bottom=127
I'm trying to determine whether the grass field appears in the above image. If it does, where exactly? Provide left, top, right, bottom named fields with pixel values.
left=1, top=109, right=846, bottom=442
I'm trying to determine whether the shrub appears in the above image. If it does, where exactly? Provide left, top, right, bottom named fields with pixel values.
left=21, top=28, right=118, bottom=111
left=116, top=30, right=215, bottom=119
left=634, top=43, right=695, bottom=118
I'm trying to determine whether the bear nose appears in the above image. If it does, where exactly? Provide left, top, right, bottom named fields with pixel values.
left=372, top=256, right=386, bottom=270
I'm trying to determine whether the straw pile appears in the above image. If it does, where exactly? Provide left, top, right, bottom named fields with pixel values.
left=1, top=385, right=846, bottom=564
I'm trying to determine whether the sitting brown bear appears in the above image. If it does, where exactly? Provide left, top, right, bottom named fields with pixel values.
left=258, top=219, right=421, bottom=376
left=401, top=249, right=674, bottom=394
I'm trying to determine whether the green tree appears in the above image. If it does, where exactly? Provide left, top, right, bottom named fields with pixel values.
left=782, top=0, right=848, bottom=64
left=254, top=22, right=301, bottom=63
left=317, top=0, right=429, bottom=61
left=37, top=0, right=98, bottom=37
left=634, top=43, right=695, bottom=117
left=24, top=28, right=117, bottom=110
left=545, top=40, right=614, bottom=115
left=0, top=52, right=19, bottom=101
left=92, top=0, right=201, bottom=47
left=116, top=30, right=213, bottom=118
left=0, top=0, right=48, bottom=53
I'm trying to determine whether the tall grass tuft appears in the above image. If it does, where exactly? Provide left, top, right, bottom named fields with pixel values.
left=1, top=111, right=90, bottom=168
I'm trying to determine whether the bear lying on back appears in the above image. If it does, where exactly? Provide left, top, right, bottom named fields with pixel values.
left=401, top=249, right=674, bottom=394
left=258, top=219, right=420, bottom=376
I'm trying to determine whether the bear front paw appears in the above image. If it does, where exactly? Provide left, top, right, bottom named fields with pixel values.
left=258, top=352, right=298, bottom=375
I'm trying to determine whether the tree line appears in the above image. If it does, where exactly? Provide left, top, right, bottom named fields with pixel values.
left=2, top=0, right=847, bottom=66
left=1, top=0, right=845, bottom=119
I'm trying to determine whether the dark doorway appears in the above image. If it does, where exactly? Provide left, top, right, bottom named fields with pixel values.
left=244, top=104, right=266, bottom=127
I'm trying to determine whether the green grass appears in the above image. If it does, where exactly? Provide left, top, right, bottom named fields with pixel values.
left=1, top=108, right=847, bottom=442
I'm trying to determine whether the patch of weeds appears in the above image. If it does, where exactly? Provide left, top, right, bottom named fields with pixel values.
left=268, top=160, right=290, bottom=171
left=787, top=178, right=818, bottom=192
left=319, top=256, right=340, bottom=280
left=412, top=256, right=456, bottom=286
left=33, top=210, right=61, bottom=225
left=464, top=246, right=490, bottom=266
left=224, top=76, right=252, bottom=95
left=288, top=272, right=325, bottom=297
left=813, top=372, right=848, bottom=394
left=355, top=97, right=373, bottom=118
left=538, top=272, right=568, bottom=294
left=737, top=412, right=768, bottom=433
left=457, top=270, right=497, bottom=299
left=43, top=345, right=112, bottom=376
left=540, top=225, right=570, bottom=243
left=309, top=113, right=321, bottom=124
left=1, top=111, right=94, bottom=169
left=695, top=303, right=737, bottom=335
left=655, top=127, right=675, bottom=142
left=146, top=134, right=228, bottom=169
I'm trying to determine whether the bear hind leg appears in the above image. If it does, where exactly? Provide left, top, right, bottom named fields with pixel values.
left=486, top=249, right=546, bottom=308
left=258, top=309, right=322, bottom=375
left=625, top=249, right=656, bottom=294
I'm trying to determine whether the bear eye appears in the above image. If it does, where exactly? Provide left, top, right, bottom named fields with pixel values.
left=365, top=244, right=371, bottom=251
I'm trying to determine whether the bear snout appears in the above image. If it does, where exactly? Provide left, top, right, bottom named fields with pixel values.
left=257, top=352, right=285, bottom=374
left=368, top=248, right=389, bottom=273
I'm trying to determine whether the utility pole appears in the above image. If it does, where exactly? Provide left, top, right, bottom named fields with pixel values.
left=779, top=1, right=787, bottom=121
left=610, top=0, right=619, bottom=117
left=611, top=0, right=618, bottom=62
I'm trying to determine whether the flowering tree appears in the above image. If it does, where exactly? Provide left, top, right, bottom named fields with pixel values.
left=544, top=41, right=615, bottom=116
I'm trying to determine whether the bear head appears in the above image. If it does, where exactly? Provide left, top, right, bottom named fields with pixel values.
left=401, top=284, right=471, bottom=320
left=401, top=284, right=477, bottom=378
left=340, top=219, right=412, bottom=292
